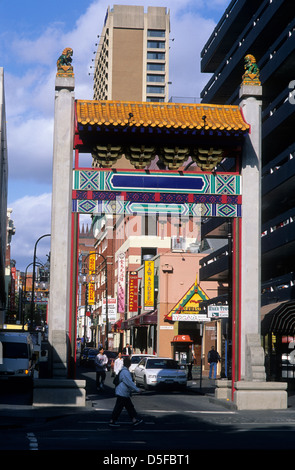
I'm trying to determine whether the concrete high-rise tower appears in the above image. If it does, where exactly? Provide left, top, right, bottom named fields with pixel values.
left=93, top=5, right=170, bottom=102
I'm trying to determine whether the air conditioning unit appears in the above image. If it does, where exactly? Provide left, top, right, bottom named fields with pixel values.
left=171, top=236, right=186, bottom=252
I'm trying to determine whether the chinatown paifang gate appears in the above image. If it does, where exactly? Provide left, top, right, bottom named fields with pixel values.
left=33, top=50, right=288, bottom=409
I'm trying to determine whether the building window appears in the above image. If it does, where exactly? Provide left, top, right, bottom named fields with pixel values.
left=147, top=52, right=165, bottom=60
left=141, top=247, right=157, bottom=264
left=147, top=74, right=165, bottom=83
left=147, top=30, right=165, bottom=37
left=147, top=63, right=165, bottom=71
left=147, top=85, right=165, bottom=94
left=146, top=97, right=165, bottom=102
left=147, top=40, right=165, bottom=49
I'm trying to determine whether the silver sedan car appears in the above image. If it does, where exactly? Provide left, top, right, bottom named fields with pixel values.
left=133, top=357, right=187, bottom=390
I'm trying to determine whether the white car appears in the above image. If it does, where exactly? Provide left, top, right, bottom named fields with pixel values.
left=129, top=354, right=155, bottom=376
left=133, top=357, right=187, bottom=390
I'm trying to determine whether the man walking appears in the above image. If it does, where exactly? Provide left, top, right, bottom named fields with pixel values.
left=109, top=356, right=143, bottom=427
left=207, top=346, right=221, bottom=379
left=95, top=347, right=108, bottom=390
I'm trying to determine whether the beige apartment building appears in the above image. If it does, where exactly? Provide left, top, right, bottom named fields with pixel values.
left=93, top=5, right=170, bottom=102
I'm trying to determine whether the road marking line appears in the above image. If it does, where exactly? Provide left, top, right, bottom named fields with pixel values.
left=93, top=408, right=235, bottom=414
left=26, top=433, right=38, bottom=450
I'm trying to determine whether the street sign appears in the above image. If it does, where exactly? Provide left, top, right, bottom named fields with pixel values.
left=208, top=305, right=229, bottom=318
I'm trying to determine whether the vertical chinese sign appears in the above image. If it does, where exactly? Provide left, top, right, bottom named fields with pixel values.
left=88, top=283, right=95, bottom=305
left=117, top=253, right=126, bottom=314
left=129, top=272, right=138, bottom=313
left=88, top=251, right=96, bottom=305
left=144, top=260, right=154, bottom=311
left=89, top=251, right=96, bottom=274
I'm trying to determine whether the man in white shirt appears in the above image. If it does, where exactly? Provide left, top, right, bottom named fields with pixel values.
left=95, top=347, right=108, bottom=390
left=114, top=352, right=124, bottom=375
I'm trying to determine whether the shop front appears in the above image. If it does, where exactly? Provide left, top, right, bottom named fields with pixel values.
left=165, top=277, right=209, bottom=366
left=121, top=310, right=157, bottom=354
left=262, top=300, right=295, bottom=384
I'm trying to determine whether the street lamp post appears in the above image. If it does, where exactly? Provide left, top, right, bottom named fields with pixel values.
left=23, top=261, right=42, bottom=329
left=30, top=234, right=50, bottom=332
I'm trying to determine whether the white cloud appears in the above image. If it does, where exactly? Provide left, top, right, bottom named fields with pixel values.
left=10, top=193, right=52, bottom=269
left=168, top=12, right=216, bottom=99
left=8, top=116, right=54, bottom=182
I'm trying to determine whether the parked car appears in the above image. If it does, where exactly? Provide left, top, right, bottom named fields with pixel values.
left=129, top=354, right=155, bottom=377
left=133, top=357, right=187, bottom=390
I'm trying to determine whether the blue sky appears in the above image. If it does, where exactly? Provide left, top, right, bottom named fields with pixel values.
left=0, top=0, right=231, bottom=271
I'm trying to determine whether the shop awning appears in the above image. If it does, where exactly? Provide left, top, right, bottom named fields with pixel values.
left=138, top=310, right=157, bottom=326
left=121, top=310, right=157, bottom=329
left=261, top=301, right=295, bottom=335
left=171, top=335, right=193, bottom=343
left=112, top=318, right=123, bottom=332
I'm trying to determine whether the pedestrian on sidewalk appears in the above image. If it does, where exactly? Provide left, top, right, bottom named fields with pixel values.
left=109, top=356, right=143, bottom=427
left=207, top=346, right=221, bottom=379
left=95, top=347, right=108, bottom=390
left=114, top=352, right=124, bottom=376
left=187, top=352, right=196, bottom=380
left=122, top=343, right=132, bottom=356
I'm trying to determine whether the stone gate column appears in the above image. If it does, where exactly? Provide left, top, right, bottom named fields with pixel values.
left=48, top=57, right=75, bottom=378
left=239, top=81, right=264, bottom=381
left=229, top=55, right=287, bottom=409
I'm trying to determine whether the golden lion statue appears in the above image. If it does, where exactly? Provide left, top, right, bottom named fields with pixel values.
left=242, top=54, right=261, bottom=86
left=56, top=48, right=74, bottom=77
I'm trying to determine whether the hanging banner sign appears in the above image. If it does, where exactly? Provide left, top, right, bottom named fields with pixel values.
left=88, top=282, right=95, bottom=305
left=102, top=298, right=117, bottom=323
left=144, top=260, right=154, bottom=311
left=117, top=253, right=126, bottom=313
left=129, top=272, right=138, bottom=313
left=89, top=251, right=96, bottom=274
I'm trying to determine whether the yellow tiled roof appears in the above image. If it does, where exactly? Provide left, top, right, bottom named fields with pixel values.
left=76, top=100, right=249, bottom=132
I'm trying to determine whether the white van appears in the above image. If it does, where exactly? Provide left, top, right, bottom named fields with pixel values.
left=0, top=332, right=35, bottom=381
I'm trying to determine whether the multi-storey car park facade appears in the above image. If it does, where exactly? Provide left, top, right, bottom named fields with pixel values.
left=93, top=5, right=170, bottom=102
left=199, top=0, right=295, bottom=381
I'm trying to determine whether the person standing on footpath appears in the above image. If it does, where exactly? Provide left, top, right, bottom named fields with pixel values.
left=114, top=352, right=124, bottom=376
left=95, top=347, right=108, bottom=390
left=122, top=343, right=132, bottom=355
left=187, top=351, right=196, bottom=381
left=109, top=356, right=143, bottom=427
left=207, top=346, right=221, bottom=379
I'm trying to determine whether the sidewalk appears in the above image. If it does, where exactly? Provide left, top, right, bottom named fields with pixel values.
left=187, top=371, right=295, bottom=409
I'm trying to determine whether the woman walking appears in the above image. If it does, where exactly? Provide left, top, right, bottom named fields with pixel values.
left=109, top=356, right=143, bottom=427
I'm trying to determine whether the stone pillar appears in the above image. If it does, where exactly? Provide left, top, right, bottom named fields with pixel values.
left=222, top=81, right=288, bottom=409
left=239, top=83, right=264, bottom=381
left=33, top=52, right=87, bottom=406
left=48, top=75, right=75, bottom=377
